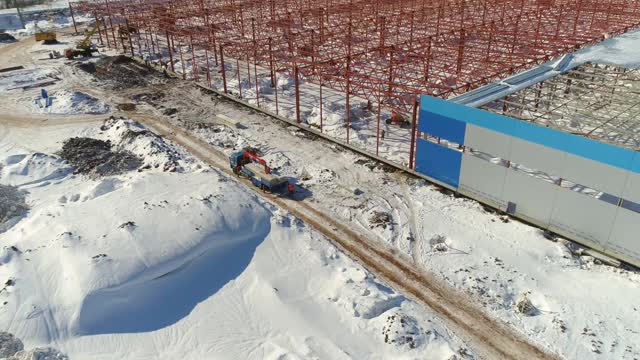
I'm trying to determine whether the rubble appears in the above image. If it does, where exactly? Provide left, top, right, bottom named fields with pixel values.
left=58, top=137, right=143, bottom=177
left=514, top=293, right=539, bottom=316
left=369, top=211, right=392, bottom=230
left=0, top=332, right=23, bottom=358
left=0, top=185, right=28, bottom=224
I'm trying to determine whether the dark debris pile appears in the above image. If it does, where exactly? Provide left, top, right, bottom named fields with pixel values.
left=59, top=137, right=142, bottom=177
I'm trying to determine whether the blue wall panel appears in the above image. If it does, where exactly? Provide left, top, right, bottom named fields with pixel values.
left=415, top=139, right=462, bottom=188
left=418, top=110, right=467, bottom=144
left=420, top=95, right=638, bottom=173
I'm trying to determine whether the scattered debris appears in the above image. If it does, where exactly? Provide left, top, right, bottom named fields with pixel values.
left=381, top=313, right=425, bottom=349
left=542, top=230, right=557, bottom=241
left=369, top=211, right=392, bottom=230
left=354, top=158, right=397, bottom=173
left=514, top=292, right=539, bottom=316
left=429, top=234, right=449, bottom=252
left=58, top=137, right=143, bottom=177
left=119, top=221, right=136, bottom=229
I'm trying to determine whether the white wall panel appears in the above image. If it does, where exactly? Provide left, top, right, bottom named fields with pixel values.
left=550, top=188, right=618, bottom=249
left=464, top=124, right=512, bottom=159
left=606, top=208, right=640, bottom=265
left=558, top=153, right=630, bottom=197
left=502, top=170, right=558, bottom=225
left=621, top=172, right=640, bottom=204
left=459, top=154, right=507, bottom=208
left=509, top=137, right=568, bottom=176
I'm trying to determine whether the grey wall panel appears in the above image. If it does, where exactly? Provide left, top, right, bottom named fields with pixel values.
left=509, top=137, right=568, bottom=176
left=464, top=124, right=512, bottom=159
left=558, top=153, right=630, bottom=197
left=621, top=172, right=640, bottom=204
left=502, top=170, right=558, bottom=225
left=459, top=154, right=507, bottom=208
left=606, top=208, right=640, bottom=265
left=550, top=188, right=618, bottom=249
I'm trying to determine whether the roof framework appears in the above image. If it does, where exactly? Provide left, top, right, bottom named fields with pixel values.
left=69, top=0, right=640, bottom=167
left=71, top=0, right=640, bottom=111
left=482, top=63, right=640, bottom=150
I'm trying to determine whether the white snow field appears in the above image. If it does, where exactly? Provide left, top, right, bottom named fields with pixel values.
left=1, top=12, right=640, bottom=360
left=0, top=118, right=472, bottom=360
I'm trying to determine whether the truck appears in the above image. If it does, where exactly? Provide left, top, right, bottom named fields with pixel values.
left=229, top=149, right=293, bottom=195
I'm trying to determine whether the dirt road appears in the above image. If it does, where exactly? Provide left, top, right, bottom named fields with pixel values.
left=0, top=35, right=561, bottom=360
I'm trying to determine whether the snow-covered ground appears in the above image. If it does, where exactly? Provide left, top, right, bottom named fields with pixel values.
left=0, top=117, right=473, bottom=359
left=2, top=13, right=640, bottom=360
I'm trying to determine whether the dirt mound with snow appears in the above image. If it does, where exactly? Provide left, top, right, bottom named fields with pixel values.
left=58, top=137, right=142, bottom=177
left=91, top=56, right=167, bottom=90
left=0, top=331, right=67, bottom=360
left=0, top=332, right=23, bottom=358
left=100, top=117, right=184, bottom=172
left=40, top=90, right=109, bottom=115
left=0, top=185, right=27, bottom=224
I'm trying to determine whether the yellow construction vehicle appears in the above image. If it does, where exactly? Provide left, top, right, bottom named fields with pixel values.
left=65, top=20, right=101, bottom=59
left=34, top=15, right=58, bottom=44
left=35, top=25, right=57, bottom=44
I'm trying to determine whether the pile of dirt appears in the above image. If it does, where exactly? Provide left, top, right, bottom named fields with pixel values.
left=58, top=137, right=142, bottom=177
left=91, top=56, right=166, bottom=90
left=0, top=185, right=28, bottom=224
left=76, top=62, right=97, bottom=74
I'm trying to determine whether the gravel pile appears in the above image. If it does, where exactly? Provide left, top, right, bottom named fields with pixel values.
left=0, top=185, right=28, bottom=224
left=59, top=137, right=142, bottom=177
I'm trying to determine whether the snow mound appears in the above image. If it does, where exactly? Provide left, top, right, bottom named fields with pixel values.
left=376, top=309, right=464, bottom=358
left=0, top=152, right=71, bottom=186
left=40, top=90, right=110, bottom=115
left=0, top=331, right=23, bottom=358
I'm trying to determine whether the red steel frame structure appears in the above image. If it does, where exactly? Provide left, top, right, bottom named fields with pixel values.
left=70, top=0, right=640, bottom=169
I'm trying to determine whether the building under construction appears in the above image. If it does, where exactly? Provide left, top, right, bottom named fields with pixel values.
left=69, top=0, right=640, bottom=167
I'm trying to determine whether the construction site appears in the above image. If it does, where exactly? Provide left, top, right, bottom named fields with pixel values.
left=1, top=0, right=640, bottom=359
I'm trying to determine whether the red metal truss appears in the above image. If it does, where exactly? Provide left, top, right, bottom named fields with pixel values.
left=72, top=0, right=640, bottom=106
left=70, top=0, right=640, bottom=166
